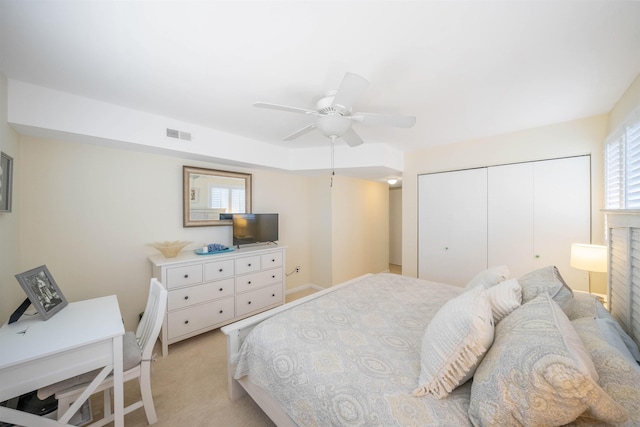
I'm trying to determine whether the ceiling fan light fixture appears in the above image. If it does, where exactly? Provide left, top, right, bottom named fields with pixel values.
left=316, top=114, right=352, bottom=138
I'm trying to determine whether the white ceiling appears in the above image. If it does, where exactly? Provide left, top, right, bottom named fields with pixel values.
left=1, top=1, right=639, bottom=181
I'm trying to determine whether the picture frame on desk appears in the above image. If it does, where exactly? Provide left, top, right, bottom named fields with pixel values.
left=15, top=265, right=68, bottom=320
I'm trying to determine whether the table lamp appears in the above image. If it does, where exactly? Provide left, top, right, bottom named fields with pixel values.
left=570, top=243, right=608, bottom=293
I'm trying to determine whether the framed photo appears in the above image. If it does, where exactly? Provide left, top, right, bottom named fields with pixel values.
left=15, top=265, right=68, bottom=320
left=0, top=152, right=13, bottom=212
left=190, top=187, right=199, bottom=203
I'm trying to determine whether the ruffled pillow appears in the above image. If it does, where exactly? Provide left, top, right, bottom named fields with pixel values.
left=414, top=286, right=494, bottom=398
left=465, top=265, right=509, bottom=290
left=484, top=278, right=522, bottom=323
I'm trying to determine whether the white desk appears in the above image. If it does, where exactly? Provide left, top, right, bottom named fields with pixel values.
left=0, top=296, right=124, bottom=427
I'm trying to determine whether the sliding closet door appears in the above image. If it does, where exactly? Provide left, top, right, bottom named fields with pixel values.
left=532, top=156, right=590, bottom=289
left=488, top=156, right=590, bottom=289
left=487, top=163, right=535, bottom=277
left=418, top=168, right=488, bottom=286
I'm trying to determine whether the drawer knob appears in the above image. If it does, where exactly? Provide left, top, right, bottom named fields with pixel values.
left=219, top=268, right=223, bottom=272
left=248, top=263, right=252, bottom=267
left=248, top=281, right=252, bottom=285
left=248, top=301, right=252, bottom=305
left=219, top=287, right=223, bottom=291
left=272, top=293, right=275, bottom=297
left=272, top=275, right=276, bottom=279
left=219, top=310, right=223, bottom=314
left=271, top=259, right=275, bottom=262
left=184, top=296, right=189, bottom=300
left=184, top=320, right=189, bottom=324
left=184, top=274, right=189, bottom=278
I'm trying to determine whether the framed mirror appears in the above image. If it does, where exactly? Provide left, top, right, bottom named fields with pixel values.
left=183, top=166, right=252, bottom=227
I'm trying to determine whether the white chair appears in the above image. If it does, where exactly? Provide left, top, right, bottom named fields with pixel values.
left=40, top=278, right=167, bottom=426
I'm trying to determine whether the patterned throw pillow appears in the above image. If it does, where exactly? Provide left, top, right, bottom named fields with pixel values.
left=519, top=265, right=573, bottom=315
left=469, top=293, right=627, bottom=426
left=569, top=317, right=640, bottom=425
left=570, top=291, right=640, bottom=363
left=414, top=286, right=494, bottom=399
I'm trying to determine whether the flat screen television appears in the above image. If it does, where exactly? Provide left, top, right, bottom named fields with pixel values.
left=231, top=213, right=278, bottom=246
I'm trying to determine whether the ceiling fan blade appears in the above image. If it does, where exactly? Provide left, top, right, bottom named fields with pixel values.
left=331, top=73, right=370, bottom=111
left=351, top=112, right=416, bottom=128
left=341, top=128, right=364, bottom=147
left=254, top=102, right=316, bottom=115
left=283, top=123, right=316, bottom=141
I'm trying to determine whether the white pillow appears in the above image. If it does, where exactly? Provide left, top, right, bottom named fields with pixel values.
left=414, top=286, right=494, bottom=398
left=465, top=265, right=509, bottom=289
left=484, top=278, right=522, bottom=323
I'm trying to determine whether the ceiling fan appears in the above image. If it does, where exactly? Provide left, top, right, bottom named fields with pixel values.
left=254, top=72, right=416, bottom=147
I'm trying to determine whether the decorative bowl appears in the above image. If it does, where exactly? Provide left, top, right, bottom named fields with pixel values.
left=147, top=240, right=191, bottom=258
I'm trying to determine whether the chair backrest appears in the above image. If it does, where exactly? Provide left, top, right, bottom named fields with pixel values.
left=136, top=278, right=168, bottom=360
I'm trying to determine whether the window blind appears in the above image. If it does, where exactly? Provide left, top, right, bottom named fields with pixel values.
left=605, top=106, right=640, bottom=209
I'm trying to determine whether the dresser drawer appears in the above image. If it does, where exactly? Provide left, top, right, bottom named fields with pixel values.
left=167, top=296, right=235, bottom=339
left=167, top=278, right=235, bottom=311
left=165, top=264, right=203, bottom=289
left=236, top=283, right=283, bottom=317
left=235, top=255, right=261, bottom=275
left=236, top=268, right=282, bottom=293
left=204, top=259, right=235, bottom=281
left=261, top=252, right=283, bottom=268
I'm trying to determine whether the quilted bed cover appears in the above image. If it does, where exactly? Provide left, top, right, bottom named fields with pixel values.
left=233, top=273, right=473, bottom=426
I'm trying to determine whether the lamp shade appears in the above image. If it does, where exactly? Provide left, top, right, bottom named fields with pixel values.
left=570, top=244, right=608, bottom=273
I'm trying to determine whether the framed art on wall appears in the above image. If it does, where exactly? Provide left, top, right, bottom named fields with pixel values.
left=0, top=152, right=13, bottom=212
left=15, top=265, right=68, bottom=320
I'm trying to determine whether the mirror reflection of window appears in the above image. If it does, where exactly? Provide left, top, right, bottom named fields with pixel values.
left=209, top=186, right=245, bottom=213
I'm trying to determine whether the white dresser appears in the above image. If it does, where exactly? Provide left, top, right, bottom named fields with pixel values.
left=149, top=245, right=286, bottom=356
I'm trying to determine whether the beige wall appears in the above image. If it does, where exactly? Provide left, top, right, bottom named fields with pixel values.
left=402, top=115, right=609, bottom=287
left=309, top=176, right=333, bottom=288
left=389, top=187, right=402, bottom=265
left=608, top=74, right=640, bottom=133
left=309, top=174, right=390, bottom=288
left=0, top=73, right=21, bottom=322
left=9, top=135, right=314, bottom=329
left=331, top=175, right=389, bottom=285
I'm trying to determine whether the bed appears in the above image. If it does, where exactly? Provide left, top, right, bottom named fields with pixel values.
left=222, top=264, right=640, bottom=426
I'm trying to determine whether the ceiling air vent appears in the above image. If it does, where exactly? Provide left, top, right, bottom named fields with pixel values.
left=166, top=128, right=192, bottom=141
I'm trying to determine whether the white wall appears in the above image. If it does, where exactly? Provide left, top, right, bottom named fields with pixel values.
left=0, top=73, right=21, bottom=323
left=389, top=187, right=402, bottom=266
left=402, top=114, right=609, bottom=288
left=14, top=135, right=313, bottom=330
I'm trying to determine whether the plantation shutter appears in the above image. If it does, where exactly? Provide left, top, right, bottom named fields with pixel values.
left=627, top=120, right=640, bottom=208
left=605, top=106, right=640, bottom=209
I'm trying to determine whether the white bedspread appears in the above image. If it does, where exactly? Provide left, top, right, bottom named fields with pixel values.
left=233, top=273, right=473, bottom=426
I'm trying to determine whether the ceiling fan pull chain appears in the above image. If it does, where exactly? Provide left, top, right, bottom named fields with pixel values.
left=330, top=136, right=335, bottom=187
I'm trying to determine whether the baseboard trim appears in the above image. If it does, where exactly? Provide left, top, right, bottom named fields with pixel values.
left=285, top=283, right=325, bottom=295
